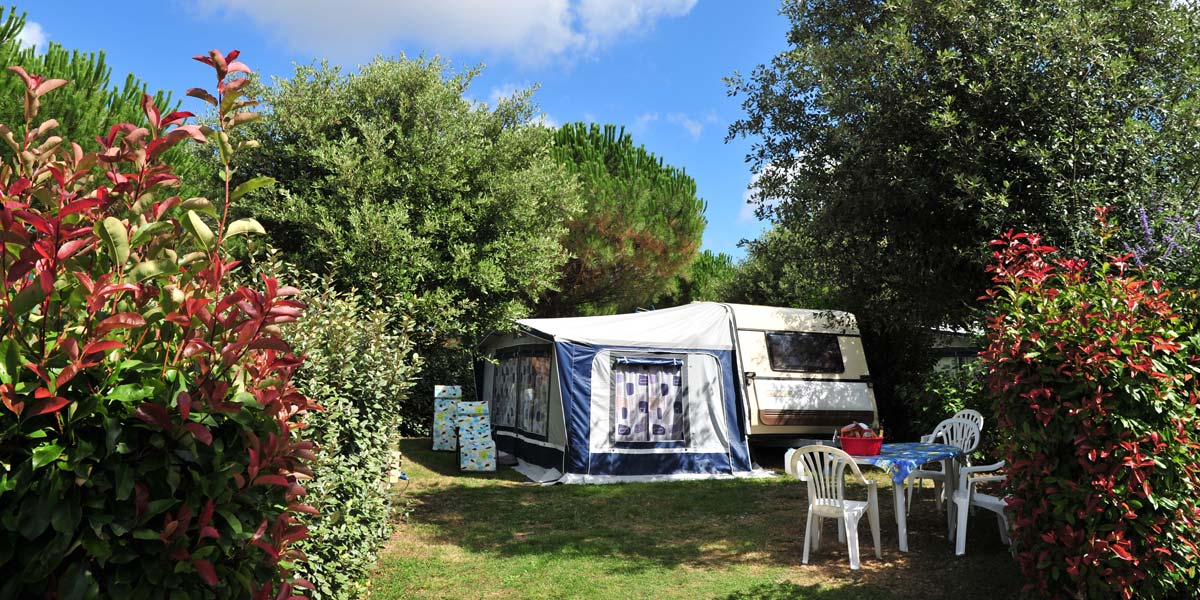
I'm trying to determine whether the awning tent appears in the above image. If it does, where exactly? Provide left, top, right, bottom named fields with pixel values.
left=476, top=303, right=761, bottom=484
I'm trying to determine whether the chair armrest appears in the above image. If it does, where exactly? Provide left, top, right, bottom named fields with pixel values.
left=919, top=434, right=934, bottom=444
left=972, top=475, right=1006, bottom=485
left=960, top=460, right=1005, bottom=476
left=958, top=461, right=1006, bottom=489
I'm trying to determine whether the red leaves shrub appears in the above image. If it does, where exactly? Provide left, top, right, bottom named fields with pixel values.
left=981, top=222, right=1200, bottom=599
left=0, top=50, right=317, bottom=598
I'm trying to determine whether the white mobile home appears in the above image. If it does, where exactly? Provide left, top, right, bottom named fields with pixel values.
left=475, top=302, right=877, bottom=483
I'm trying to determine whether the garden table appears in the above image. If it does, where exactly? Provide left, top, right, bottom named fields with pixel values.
left=850, top=442, right=965, bottom=552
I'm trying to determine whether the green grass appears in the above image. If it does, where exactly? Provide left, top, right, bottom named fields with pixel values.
left=369, top=439, right=1021, bottom=600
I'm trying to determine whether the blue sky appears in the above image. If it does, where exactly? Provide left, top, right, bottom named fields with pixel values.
left=15, top=1, right=789, bottom=259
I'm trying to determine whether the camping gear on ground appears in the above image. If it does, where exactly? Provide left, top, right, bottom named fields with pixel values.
left=951, top=460, right=1010, bottom=556
left=431, top=385, right=462, bottom=451
left=475, top=302, right=878, bottom=484
left=787, top=445, right=881, bottom=570
left=843, top=442, right=966, bottom=552
left=905, top=417, right=981, bottom=514
left=456, top=401, right=496, bottom=472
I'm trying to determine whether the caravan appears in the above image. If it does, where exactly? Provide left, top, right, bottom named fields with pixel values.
left=475, top=302, right=878, bottom=483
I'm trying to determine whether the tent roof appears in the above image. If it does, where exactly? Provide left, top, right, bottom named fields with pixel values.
left=516, top=302, right=735, bottom=350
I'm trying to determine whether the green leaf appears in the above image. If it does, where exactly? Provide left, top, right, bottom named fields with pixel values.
left=131, top=529, right=160, bottom=540
left=126, top=259, right=177, bottom=283
left=8, top=283, right=44, bottom=318
left=96, top=217, right=130, bottom=265
left=130, top=221, right=174, bottom=247
left=178, top=197, right=217, bottom=217
left=230, top=176, right=276, bottom=201
left=182, top=211, right=215, bottom=250
left=31, top=444, right=64, bottom=470
left=225, top=218, right=266, bottom=239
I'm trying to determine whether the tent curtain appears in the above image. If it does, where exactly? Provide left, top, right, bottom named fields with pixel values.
left=613, top=361, right=684, bottom=442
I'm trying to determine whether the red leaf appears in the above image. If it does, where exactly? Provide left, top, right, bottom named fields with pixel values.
left=82, top=340, right=124, bottom=357
left=142, top=94, right=160, bottom=129
left=95, top=312, right=146, bottom=337
left=34, top=78, right=68, bottom=97
left=253, top=474, right=290, bottom=487
left=7, top=65, right=34, bottom=89
left=183, top=422, right=213, bottom=446
left=55, top=363, right=80, bottom=389
left=193, top=559, right=218, bottom=586
left=134, top=403, right=171, bottom=430
left=186, top=87, right=217, bottom=106
left=29, top=394, right=69, bottom=416
left=248, top=337, right=291, bottom=353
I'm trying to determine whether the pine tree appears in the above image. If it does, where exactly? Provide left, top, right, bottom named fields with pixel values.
left=540, top=123, right=707, bottom=316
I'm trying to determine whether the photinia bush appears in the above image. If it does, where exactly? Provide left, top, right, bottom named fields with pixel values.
left=0, top=50, right=317, bottom=598
left=981, top=211, right=1200, bottom=599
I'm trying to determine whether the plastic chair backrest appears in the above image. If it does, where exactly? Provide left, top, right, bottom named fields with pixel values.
left=930, top=417, right=980, bottom=454
left=952, top=409, right=984, bottom=434
left=790, top=445, right=868, bottom=508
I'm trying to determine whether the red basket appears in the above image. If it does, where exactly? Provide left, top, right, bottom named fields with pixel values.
left=840, top=436, right=884, bottom=456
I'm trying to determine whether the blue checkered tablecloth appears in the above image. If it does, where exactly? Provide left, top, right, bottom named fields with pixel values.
left=852, top=442, right=964, bottom=484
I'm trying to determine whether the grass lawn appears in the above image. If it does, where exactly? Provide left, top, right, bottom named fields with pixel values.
left=370, top=439, right=1021, bottom=600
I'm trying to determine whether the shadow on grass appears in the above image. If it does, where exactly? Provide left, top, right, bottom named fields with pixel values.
left=398, top=439, right=1021, bottom=599
left=719, top=582, right=886, bottom=600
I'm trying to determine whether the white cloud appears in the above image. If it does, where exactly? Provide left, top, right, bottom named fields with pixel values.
left=576, top=0, right=696, bottom=42
left=194, top=0, right=696, bottom=64
left=632, top=112, right=659, bottom=134
left=666, top=112, right=702, bottom=140
left=15, top=21, right=47, bottom=53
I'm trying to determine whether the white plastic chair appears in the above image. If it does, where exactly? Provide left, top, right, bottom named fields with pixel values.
left=918, top=409, right=984, bottom=444
left=951, top=460, right=1011, bottom=555
left=787, top=445, right=881, bottom=570
left=906, top=417, right=980, bottom=513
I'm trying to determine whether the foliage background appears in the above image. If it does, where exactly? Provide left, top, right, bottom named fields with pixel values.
left=726, top=0, right=1200, bottom=436
left=218, top=57, right=581, bottom=433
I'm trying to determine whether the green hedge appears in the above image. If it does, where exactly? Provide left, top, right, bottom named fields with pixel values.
left=282, top=272, right=421, bottom=599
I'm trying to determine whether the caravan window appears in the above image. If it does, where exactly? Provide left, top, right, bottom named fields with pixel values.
left=612, top=356, right=686, bottom=443
left=765, top=332, right=845, bottom=373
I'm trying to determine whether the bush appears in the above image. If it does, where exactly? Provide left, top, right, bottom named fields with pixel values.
left=895, top=362, right=994, bottom=457
left=0, top=51, right=317, bottom=598
left=981, top=225, right=1200, bottom=599
left=279, top=267, right=421, bottom=599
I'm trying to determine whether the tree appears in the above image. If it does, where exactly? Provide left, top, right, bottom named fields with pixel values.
left=537, top=123, right=707, bottom=316
left=652, top=249, right=739, bottom=307
left=0, top=7, right=203, bottom=187
left=223, top=57, right=581, bottom=431
left=727, top=0, right=1200, bottom=433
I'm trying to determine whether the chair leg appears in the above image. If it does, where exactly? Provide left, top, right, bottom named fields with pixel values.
left=812, top=516, right=822, bottom=551
left=837, top=517, right=846, bottom=544
left=803, top=510, right=814, bottom=565
left=845, top=515, right=861, bottom=570
left=955, top=499, right=970, bottom=556
left=934, top=479, right=943, bottom=512
left=868, top=499, right=881, bottom=560
left=996, top=513, right=1010, bottom=546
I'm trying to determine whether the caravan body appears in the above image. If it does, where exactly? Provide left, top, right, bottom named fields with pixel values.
left=475, top=302, right=877, bottom=483
left=726, top=304, right=878, bottom=440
